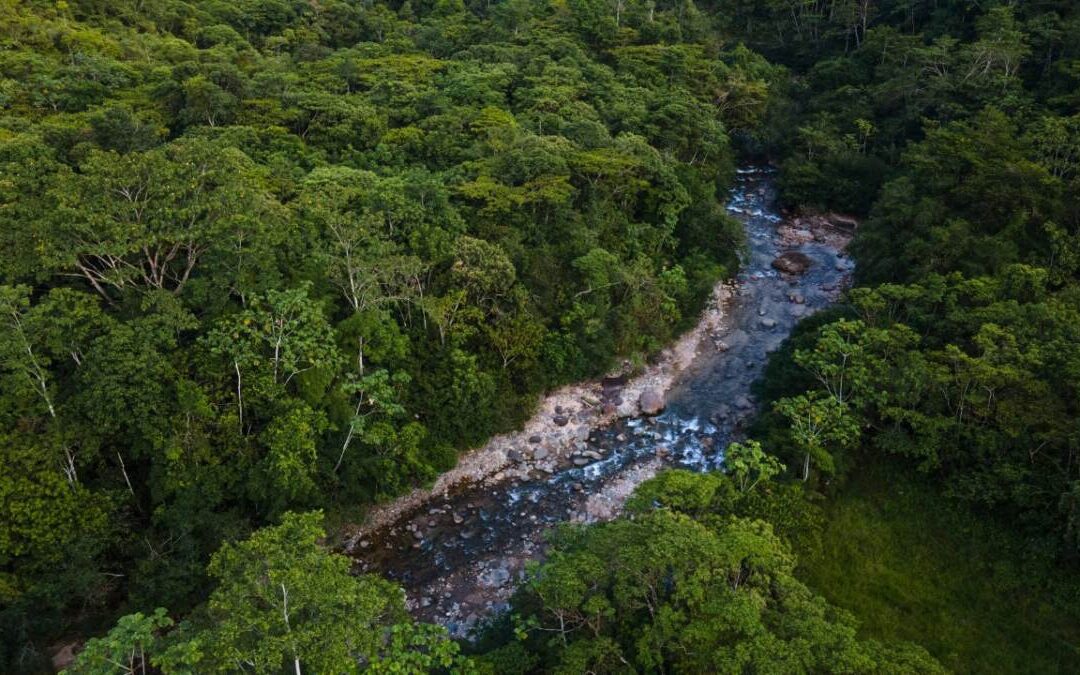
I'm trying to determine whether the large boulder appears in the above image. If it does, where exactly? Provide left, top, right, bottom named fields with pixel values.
left=771, top=251, right=813, bottom=275
left=639, top=389, right=665, bottom=415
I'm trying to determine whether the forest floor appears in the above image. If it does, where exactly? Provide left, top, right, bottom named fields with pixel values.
left=798, top=456, right=1080, bottom=674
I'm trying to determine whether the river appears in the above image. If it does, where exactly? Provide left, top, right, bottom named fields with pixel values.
left=348, top=166, right=852, bottom=636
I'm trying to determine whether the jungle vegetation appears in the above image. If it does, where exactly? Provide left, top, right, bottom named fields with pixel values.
left=3, top=0, right=1080, bottom=672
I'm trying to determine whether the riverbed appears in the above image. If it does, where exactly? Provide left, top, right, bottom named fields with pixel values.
left=346, top=167, right=852, bottom=636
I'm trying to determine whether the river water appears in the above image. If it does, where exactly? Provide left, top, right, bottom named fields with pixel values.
left=351, top=167, right=851, bottom=635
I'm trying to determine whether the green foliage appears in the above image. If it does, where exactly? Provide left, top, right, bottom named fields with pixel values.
left=64, top=609, right=173, bottom=675
left=799, top=457, right=1080, bottom=674
left=88, top=511, right=466, bottom=674
left=492, top=470, right=941, bottom=673
left=1, top=0, right=765, bottom=661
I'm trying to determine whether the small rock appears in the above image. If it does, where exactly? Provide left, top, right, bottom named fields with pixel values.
left=555, top=405, right=564, bottom=414
left=760, top=317, right=777, bottom=329
left=553, top=414, right=569, bottom=427
left=655, top=446, right=670, bottom=458
left=573, top=457, right=590, bottom=467
left=533, top=446, right=550, bottom=461
left=788, top=292, right=805, bottom=304
left=508, top=449, right=524, bottom=463
left=452, top=512, right=464, bottom=525
left=51, top=642, right=81, bottom=672
left=735, top=396, right=753, bottom=410
left=639, top=389, right=665, bottom=416
left=772, top=251, right=813, bottom=275
left=481, top=566, right=511, bottom=588
left=529, top=434, right=542, bottom=444
left=572, top=482, right=584, bottom=492
left=413, top=530, right=424, bottom=540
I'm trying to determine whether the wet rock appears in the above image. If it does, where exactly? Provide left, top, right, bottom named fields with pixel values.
left=480, top=565, right=511, bottom=588
left=829, top=213, right=859, bottom=231
left=572, top=482, right=584, bottom=492
left=452, top=512, right=464, bottom=525
left=788, top=292, right=805, bottom=304
left=771, top=251, right=813, bottom=275
left=655, top=446, right=670, bottom=458
left=735, top=395, right=753, bottom=410
left=572, top=457, right=591, bottom=467
left=760, top=317, right=777, bottom=329
left=52, top=642, right=81, bottom=672
left=413, top=529, right=424, bottom=540
left=716, top=341, right=730, bottom=352
left=582, top=450, right=603, bottom=461
left=639, top=389, right=665, bottom=415
left=553, top=414, right=569, bottom=427
left=602, top=374, right=628, bottom=389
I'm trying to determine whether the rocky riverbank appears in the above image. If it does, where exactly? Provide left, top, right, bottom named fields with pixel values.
left=342, top=280, right=735, bottom=546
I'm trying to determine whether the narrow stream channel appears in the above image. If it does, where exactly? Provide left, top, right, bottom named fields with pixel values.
left=351, top=167, right=852, bottom=636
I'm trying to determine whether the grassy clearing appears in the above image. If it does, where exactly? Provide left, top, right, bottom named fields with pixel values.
left=797, top=457, right=1080, bottom=674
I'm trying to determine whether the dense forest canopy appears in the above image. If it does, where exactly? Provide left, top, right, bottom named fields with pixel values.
left=0, top=0, right=768, bottom=669
left=2, top=0, right=1079, bottom=672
